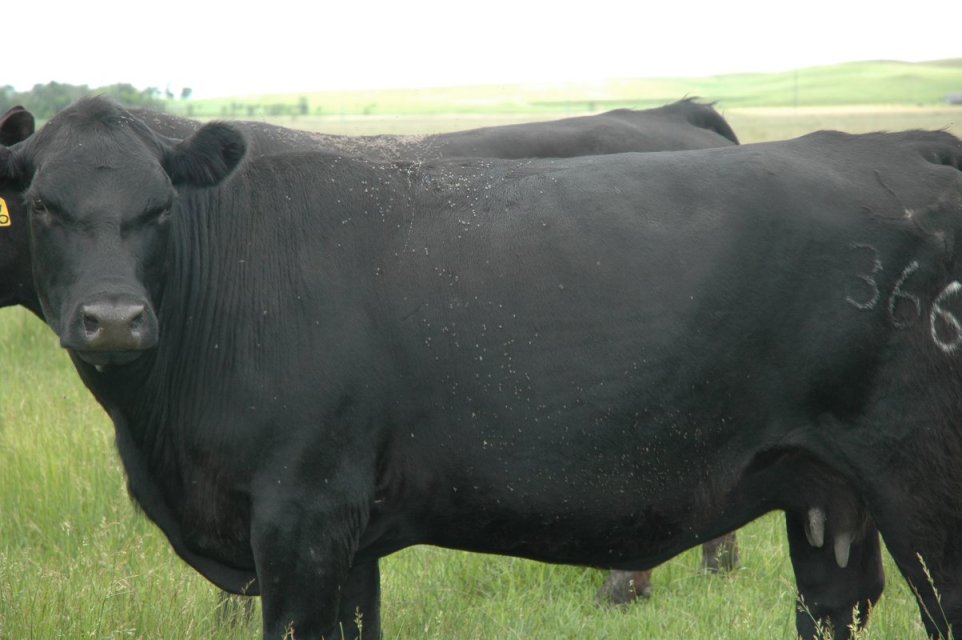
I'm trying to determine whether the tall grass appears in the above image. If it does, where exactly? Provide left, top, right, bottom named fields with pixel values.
left=2, top=107, right=959, bottom=637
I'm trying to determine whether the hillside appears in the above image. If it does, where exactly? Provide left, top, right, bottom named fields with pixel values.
left=168, top=59, right=962, bottom=119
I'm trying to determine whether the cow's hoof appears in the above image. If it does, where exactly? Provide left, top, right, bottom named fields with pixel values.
left=595, top=569, right=653, bottom=605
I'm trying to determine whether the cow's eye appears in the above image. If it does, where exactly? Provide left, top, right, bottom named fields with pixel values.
left=31, top=198, right=55, bottom=225
left=141, top=204, right=172, bottom=226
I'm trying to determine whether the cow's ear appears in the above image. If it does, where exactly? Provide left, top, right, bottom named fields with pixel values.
left=0, top=106, right=36, bottom=146
left=162, top=122, right=247, bottom=188
left=0, top=145, right=27, bottom=185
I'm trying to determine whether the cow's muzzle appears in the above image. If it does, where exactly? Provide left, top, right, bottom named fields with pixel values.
left=62, top=296, right=159, bottom=366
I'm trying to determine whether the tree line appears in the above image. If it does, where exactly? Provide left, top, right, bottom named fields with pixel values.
left=0, top=82, right=180, bottom=121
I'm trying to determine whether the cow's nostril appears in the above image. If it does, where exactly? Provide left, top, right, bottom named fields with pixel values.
left=83, top=311, right=101, bottom=336
left=129, top=308, right=145, bottom=331
left=77, top=302, right=154, bottom=349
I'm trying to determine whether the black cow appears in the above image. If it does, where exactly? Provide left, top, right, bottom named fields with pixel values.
left=15, top=98, right=957, bottom=640
left=15, top=97, right=959, bottom=640
left=0, top=100, right=740, bottom=603
left=12, top=98, right=960, bottom=639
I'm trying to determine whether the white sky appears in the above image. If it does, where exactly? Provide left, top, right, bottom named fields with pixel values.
left=8, top=0, right=960, bottom=99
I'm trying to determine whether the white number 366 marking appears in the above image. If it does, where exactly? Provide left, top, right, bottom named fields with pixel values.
left=846, top=244, right=962, bottom=355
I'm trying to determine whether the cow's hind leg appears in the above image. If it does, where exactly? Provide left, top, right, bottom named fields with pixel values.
left=785, top=510, right=884, bottom=640
left=864, top=496, right=962, bottom=640
left=880, top=540, right=961, bottom=639
left=596, top=532, right=739, bottom=606
left=216, top=590, right=257, bottom=627
left=595, top=569, right=653, bottom=605
left=701, top=532, right=740, bottom=573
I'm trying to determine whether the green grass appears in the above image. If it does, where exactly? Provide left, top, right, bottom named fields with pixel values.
left=3, top=107, right=961, bottom=637
left=168, top=59, right=962, bottom=120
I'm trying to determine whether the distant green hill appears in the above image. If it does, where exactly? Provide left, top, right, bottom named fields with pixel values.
left=169, top=59, right=962, bottom=119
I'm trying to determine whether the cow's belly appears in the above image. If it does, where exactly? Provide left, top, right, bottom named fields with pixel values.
left=373, top=480, right=751, bottom=570
left=361, top=424, right=768, bottom=569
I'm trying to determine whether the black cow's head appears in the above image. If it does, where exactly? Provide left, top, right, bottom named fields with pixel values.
left=0, top=97, right=246, bottom=368
left=0, top=106, right=39, bottom=314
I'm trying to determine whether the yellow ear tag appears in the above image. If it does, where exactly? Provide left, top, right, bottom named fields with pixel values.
left=0, top=197, right=10, bottom=227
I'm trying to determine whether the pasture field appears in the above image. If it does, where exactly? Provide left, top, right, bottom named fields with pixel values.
left=1, top=108, right=960, bottom=639
left=172, top=59, right=962, bottom=119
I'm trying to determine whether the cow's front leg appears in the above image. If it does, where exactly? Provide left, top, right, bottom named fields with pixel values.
left=335, top=560, right=381, bottom=640
left=785, top=510, right=884, bottom=640
left=250, top=491, right=375, bottom=640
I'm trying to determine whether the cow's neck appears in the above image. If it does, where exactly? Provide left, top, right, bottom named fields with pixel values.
left=65, top=190, right=262, bottom=587
left=72, top=347, right=260, bottom=593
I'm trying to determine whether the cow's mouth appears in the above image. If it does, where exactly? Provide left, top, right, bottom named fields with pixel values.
left=73, top=349, right=146, bottom=370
